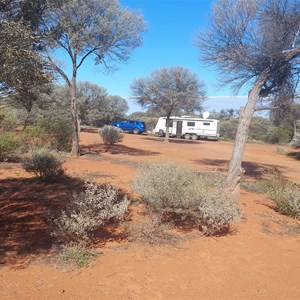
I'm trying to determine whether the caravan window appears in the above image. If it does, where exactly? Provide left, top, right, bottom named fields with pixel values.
left=203, top=122, right=211, bottom=126
left=187, top=122, right=195, bottom=127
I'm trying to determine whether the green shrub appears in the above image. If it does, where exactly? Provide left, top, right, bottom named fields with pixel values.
left=266, top=127, right=291, bottom=144
left=38, top=118, right=72, bottom=151
left=0, top=109, right=19, bottom=131
left=99, top=125, right=124, bottom=145
left=240, top=179, right=270, bottom=193
left=132, top=163, right=241, bottom=235
left=132, top=163, right=201, bottom=218
left=59, top=244, right=98, bottom=268
left=50, top=181, right=130, bottom=243
left=20, top=125, right=50, bottom=152
left=0, top=132, right=21, bottom=161
left=268, top=176, right=300, bottom=219
left=248, top=117, right=271, bottom=142
left=22, top=148, right=64, bottom=181
left=219, top=119, right=239, bottom=140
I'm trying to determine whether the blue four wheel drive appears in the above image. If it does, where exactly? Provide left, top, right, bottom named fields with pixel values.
left=111, top=120, right=146, bottom=134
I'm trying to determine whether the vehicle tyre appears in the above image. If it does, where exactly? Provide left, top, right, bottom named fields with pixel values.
left=184, top=133, right=191, bottom=140
left=191, top=134, right=198, bottom=140
left=158, top=129, right=165, bottom=137
left=132, top=128, right=139, bottom=134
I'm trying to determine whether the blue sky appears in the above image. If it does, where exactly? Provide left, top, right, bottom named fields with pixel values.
left=73, top=0, right=248, bottom=114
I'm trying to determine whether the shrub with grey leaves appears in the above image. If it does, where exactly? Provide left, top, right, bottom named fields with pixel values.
left=99, top=125, right=124, bottom=145
left=22, top=148, right=64, bottom=181
left=50, top=181, right=130, bottom=243
left=132, top=162, right=241, bottom=235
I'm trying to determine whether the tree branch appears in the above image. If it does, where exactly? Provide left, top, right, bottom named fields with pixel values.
left=77, top=47, right=98, bottom=69
left=254, top=105, right=279, bottom=112
left=44, top=48, right=70, bottom=86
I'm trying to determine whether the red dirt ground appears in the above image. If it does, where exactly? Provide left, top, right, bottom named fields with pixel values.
left=1, top=129, right=300, bottom=300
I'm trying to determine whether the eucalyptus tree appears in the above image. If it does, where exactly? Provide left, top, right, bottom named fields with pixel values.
left=41, top=0, right=145, bottom=156
left=77, top=82, right=108, bottom=126
left=130, top=66, right=206, bottom=142
left=195, top=0, right=300, bottom=197
left=0, top=0, right=52, bottom=98
left=77, top=82, right=128, bottom=126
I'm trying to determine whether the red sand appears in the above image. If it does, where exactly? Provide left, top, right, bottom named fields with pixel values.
left=1, top=130, right=299, bottom=299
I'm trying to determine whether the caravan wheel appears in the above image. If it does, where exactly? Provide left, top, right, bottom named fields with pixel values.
left=158, top=129, right=165, bottom=137
left=191, top=134, right=198, bottom=140
left=184, top=133, right=191, bottom=140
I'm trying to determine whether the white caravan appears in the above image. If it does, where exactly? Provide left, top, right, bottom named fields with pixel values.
left=153, top=115, right=220, bottom=140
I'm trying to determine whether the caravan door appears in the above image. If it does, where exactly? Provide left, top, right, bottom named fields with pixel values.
left=176, top=121, right=183, bottom=137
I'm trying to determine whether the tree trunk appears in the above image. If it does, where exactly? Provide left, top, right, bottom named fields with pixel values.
left=23, top=108, right=31, bottom=130
left=226, top=73, right=268, bottom=199
left=70, top=75, right=80, bottom=156
left=164, top=115, right=171, bottom=142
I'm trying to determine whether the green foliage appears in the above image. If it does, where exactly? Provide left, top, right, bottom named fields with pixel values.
left=266, top=126, right=291, bottom=144
left=197, top=172, right=241, bottom=236
left=130, top=67, right=206, bottom=124
left=267, top=175, right=300, bottom=219
left=220, top=119, right=239, bottom=140
left=22, top=148, right=64, bottom=181
left=76, top=82, right=129, bottom=126
left=248, top=117, right=271, bottom=141
left=59, top=244, right=99, bottom=268
left=132, top=163, right=241, bottom=235
left=0, top=109, right=19, bottom=131
left=128, top=111, right=158, bottom=131
left=49, top=181, right=130, bottom=243
left=241, top=178, right=271, bottom=193
left=38, top=118, right=72, bottom=151
left=220, top=116, right=292, bottom=144
left=20, top=125, right=49, bottom=152
left=133, top=163, right=201, bottom=217
left=0, top=132, right=21, bottom=161
left=99, top=125, right=124, bottom=145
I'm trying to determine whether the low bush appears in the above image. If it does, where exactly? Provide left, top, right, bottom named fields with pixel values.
left=240, top=179, right=269, bottom=193
left=0, top=132, right=21, bottom=161
left=22, top=148, right=64, bottom=181
left=132, top=163, right=201, bottom=218
left=268, top=175, right=300, bottom=219
left=50, top=181, right=130, bottom=243
left=266, top=127, right=291, bottom=144
left=0, top=109, right=19, bottom=131
left=126, top=212, right=179, bottom=245
left=59, top=244, right=99, bottom=268
left=99, top=125, right=124, bottom=145
left=20, top=125, right=50, bottom=152
left=38, top=118, right=72, bottom=151
left=132, top=163, right=241, bottom=235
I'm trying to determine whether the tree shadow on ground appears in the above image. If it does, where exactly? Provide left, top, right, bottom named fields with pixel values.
left=81, top=143, right=160, bottom=156
left=141, top=136, right=204, bottom=145
left=192, top=158, right=283, bottom=178
left=0, top=176, right=84, bottom=268
left=287, top=151, right=300, bottom=161
left=81, top=127, right=99, bottom=134
left=0, top=176, right=128, bottom=268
